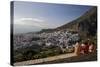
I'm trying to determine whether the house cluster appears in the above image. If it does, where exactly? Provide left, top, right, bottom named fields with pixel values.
left=14, top=30, right=80, bottom=50
left=39, top=31, right=80, bottom=48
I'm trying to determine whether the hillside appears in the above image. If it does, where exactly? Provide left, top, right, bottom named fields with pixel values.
left=39, top=7, right=97, bottom=39
left=56, top=7, right=97, bottom=38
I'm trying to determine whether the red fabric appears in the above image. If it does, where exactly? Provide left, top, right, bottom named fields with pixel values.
left=80, top=44, right=89, bottom=54
left=84, top=44, right=89, bottom=53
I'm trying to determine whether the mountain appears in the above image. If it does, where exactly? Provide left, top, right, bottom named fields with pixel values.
left=56, top=7, right=97, bottom=39
left=37, top=6, right=97, bottom=39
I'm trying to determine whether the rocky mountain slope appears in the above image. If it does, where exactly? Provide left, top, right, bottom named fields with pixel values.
left=56, top=7, right=97, bottom=38
left=39, top=7, right=97, bottom=39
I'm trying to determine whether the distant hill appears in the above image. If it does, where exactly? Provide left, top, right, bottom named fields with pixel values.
left=56, top=7, right=97, bottom=38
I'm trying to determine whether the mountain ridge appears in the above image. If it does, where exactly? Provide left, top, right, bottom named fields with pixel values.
left=39, top=6, right=97, bottom=39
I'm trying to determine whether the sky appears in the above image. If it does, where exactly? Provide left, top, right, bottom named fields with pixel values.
left=13, top=1, right=92, bottom=34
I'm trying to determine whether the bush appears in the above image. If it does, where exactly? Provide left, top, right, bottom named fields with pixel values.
left=14, top=53, right=24, bottom=62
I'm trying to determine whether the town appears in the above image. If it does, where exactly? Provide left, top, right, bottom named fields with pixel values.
left=14, top=30, right=80, bottom=51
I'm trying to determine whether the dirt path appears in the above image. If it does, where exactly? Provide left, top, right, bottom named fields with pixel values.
left=14, top=53, right=77, bottom=66
left=39, top=52, right=97, bottom=64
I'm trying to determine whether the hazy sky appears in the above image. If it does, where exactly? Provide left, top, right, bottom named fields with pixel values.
left=13, top=1, right=92, bottom=33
